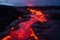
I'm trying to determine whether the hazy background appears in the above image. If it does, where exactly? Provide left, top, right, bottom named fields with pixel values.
left=0, top=0, right=60, bottom=6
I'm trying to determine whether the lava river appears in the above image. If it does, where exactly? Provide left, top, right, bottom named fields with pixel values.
left=2, top=8, right=48, bottom=40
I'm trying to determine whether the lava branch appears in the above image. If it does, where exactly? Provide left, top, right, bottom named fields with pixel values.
left=28, top=8, right=47, bottom=23
left=2, top=8, right=47, bottom=40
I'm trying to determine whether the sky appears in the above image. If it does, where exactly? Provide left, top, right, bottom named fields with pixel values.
left=0, top=0, right=60, bottom=6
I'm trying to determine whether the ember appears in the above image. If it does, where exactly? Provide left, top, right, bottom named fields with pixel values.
left=2, top=8, right=48, bottom=40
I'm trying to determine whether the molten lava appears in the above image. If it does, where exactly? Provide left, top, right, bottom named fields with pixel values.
left=28, top=8, right=47, bottom=23
left=2, top=8, right=47, bottom=40
left=2, top=36, right=11, bottom=40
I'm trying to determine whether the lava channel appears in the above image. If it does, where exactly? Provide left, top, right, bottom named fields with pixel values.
left=2, top=8, right=48, bottom=40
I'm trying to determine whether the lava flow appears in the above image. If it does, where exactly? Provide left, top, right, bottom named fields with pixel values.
left=2, top=8, right=48, bottom=40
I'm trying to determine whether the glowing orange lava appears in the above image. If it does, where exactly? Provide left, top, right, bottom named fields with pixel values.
left=2, top=8, right=47, bottom=40
left=2, top=36, right=11, bottom=40
left=28, top=8, right=47, bottom=23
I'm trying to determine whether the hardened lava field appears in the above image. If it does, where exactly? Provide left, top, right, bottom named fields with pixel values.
left=0, top=6, right=60, bottom=40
